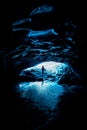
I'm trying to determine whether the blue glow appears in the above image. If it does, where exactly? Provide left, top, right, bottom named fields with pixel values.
left=17, top=81, right=64, bottom=113
left=17, top=61, right=80, bottom=120
left=27, top=29, right=58, bottom=38
left=12, top=18, right=32, bottom=26
left=66, top=37, right=73, bottom=41
left=30, top=5, right=54, bottom=16
left=12, top=28, right=30, bottom=32
left=20, top=61, right=68, bottom=81
left=24, top=61, right=67, bottom=73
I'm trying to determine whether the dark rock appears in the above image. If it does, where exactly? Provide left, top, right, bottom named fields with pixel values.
left=58, top=68, right=81, bottom=85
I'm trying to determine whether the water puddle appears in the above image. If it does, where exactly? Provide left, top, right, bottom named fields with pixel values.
left=17, top=80, right=65, bottom=114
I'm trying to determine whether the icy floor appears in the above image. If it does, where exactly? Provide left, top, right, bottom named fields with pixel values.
left=17, top=80, right=65, bottom=113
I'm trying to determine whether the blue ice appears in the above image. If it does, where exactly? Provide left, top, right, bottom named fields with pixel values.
left=18, top=61, right=68, bottom=113
left=12, top=28, right=30, bottom=32
left=12, top=18, right=32, bottom=26
left=17, top=80, right=65, bottom=113
left=66, top=37, right=73, bottom=41
left=20, top=61, right=68, bottom=81
left=17, top=61, right=80, bottom=120
left=30, top=5, right=54, bottom=16
left=27, top=28, right=58, bottom=38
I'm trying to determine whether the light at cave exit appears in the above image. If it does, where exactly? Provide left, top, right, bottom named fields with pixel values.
left=17, top=61, right=68, bottom=113
left=23, top=61, right=68, bottom=77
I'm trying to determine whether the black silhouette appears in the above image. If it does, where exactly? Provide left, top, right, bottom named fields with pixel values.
left=42, top=65, right=45, bottom=75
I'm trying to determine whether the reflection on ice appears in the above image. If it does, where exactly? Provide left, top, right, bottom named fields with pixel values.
left=18, top=81, right=65, bottom=113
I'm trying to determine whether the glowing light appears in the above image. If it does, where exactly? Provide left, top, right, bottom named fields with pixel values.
left=18, top=61, right=68, bottom=112
left=17, top=80, right=64, bottom=112
left=17, top=60, right=79, bottom=116
left=27, top=29, right=58, bottom=38
left=12, top=18, right=32, bottom=26
left=30, top=5, right=54, bottom=16
left=23, top=61, right=68, bottom=76
left=66, top=37, right=73, bottom=41
left=12, top=28, right=30, bottom=32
